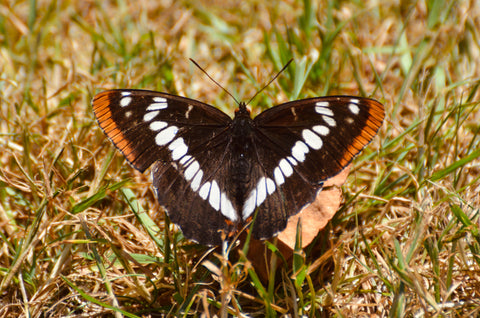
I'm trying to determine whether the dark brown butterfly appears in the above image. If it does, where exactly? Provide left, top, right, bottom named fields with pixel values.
left=93, top=89, right=384, bottom=245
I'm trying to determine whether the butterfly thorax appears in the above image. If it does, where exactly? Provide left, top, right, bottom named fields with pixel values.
left=229, top=102, right=255, bottom=210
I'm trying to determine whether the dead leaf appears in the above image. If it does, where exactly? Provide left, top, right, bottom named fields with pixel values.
left=245, top=165, right=350, bottom=282
left=277, top=165, right=350, bottom=250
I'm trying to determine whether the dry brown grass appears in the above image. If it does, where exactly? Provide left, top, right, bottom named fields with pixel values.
left=1, top=0, right=480, bottom=317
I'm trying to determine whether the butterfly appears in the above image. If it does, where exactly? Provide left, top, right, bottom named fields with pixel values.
left=92, top=89, right=384, bottom=245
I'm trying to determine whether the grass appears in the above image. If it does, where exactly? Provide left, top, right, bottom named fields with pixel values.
left=1, top=0, right=480, bottom=316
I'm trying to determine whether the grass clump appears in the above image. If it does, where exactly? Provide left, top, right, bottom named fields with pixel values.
left=1, top=0, right=479, bottom=317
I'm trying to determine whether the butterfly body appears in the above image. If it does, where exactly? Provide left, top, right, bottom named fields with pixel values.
left=93, top=89, right=384, bottom=245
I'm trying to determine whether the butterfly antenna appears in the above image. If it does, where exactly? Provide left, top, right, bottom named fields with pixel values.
left=189, top=58, right=240, bottom=105
left=246, top=58, right=293, bottom=106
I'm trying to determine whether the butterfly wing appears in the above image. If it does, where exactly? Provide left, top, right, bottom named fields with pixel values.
left=246, top=96, right=385, bottom=239
left=93, top=89, right=238, bottom=245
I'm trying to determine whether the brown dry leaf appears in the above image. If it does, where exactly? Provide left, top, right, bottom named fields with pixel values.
left=246, top=165, right=350, bottom=282
left=277, top=165, right=350, bottom=250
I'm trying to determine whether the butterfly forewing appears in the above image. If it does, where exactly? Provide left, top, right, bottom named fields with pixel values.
left=93, top=88, right=384, bottom=246
left=92, top=89, right=231, bottom=172
left=254, top=96, right=384, bottom=178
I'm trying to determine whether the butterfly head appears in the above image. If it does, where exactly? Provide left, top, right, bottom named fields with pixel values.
left=234, top=102, right=252, bottom=118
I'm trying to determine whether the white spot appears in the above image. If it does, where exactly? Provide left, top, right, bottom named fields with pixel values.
left=199, top=182, right=210, bottom=200
left=350, top=98, right=359, bottom=104
left=266, top=177, right=276, bottom=195
left=179, top=155, right=192, bottom=165
left=242, top=189, right=257, bottom=219
left=221, top=193, right=237, bottom=221
left=121, top=91, right=131, bottom=96
left=146, top=102, right=168, bottom=111
left=150, top=121, right=168, bottom=131
left=313, top=125, right=329, bottom=136
left=155, top=126, right=178, bottom=146
left=346, top=117, right=354, bottom=124
left=279, top=159, right=293, bottom=177
left=209, top=181, right=220, bottom=211
left=120, top=96, right=132, bottom=107
left=287, top=156, right=298, bottom=166
left=274, top=167, right=285, bottom=186
left=184, top=160, right=199, bottom=181
left=322, top=115, right=336, bottom=127
left=316, top=101, right=335, bottom=127
left=153, top=97, right=167, bottom=103
left=316, top=101, right=329, bottom=107
left=168, top=138, right=188, bottom=161
left=291, top=141, right=309, bottom=162
left=125, top=111, right=132, bottom=118
left=349, top=103, right=360, bottom=115
left=315, top=105, right=333, bottom=117
left=144, top=110, right=159, bottom=122
left=256, top=178, right=267, bottom=206
left=191, top=169, right=203, bottom=191
left=302, top=129, right=323, bottom=150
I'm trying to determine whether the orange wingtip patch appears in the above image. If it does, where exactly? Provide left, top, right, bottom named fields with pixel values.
left=103, top=126, right=139, bottom=163
left=99, top=117, right=115, bottom=129
left=92, top=93, right=112, bottom=109
left=124, top=148, right=138, bottom=163
left=338, top=101, right=384, bottom=167
left=104, top=124, right=120, bottom=136
left=113, top=135, right=129, bottom=150
left=94, top=106, right=111, bottom=118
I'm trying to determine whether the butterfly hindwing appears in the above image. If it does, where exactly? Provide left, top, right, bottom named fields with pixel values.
left=152, top=158, right=237, bottom=246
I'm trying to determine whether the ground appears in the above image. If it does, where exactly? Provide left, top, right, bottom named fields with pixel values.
left=1, top=0, right=479, bottom=317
